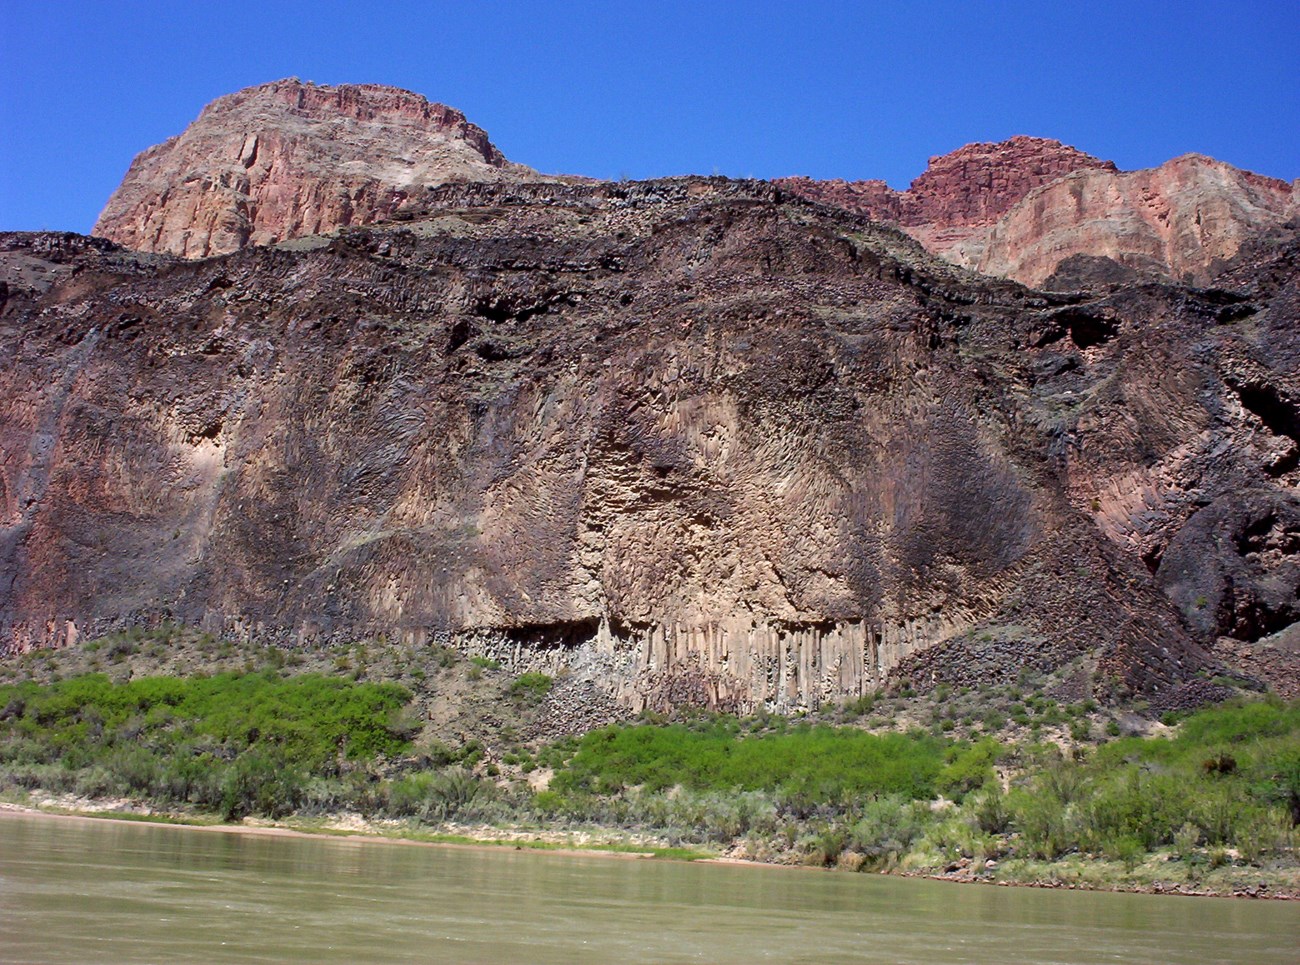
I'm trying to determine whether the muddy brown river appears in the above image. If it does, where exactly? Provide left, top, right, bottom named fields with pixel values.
left=0, top=811, right=1295, bottom=963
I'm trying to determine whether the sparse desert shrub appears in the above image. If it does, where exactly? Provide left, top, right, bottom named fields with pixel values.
left=510, top=672, right=553, bottom=703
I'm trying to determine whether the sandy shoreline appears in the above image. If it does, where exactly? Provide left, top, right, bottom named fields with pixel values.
left=4, top=801, right=1295, bottom=899
left=0, top=802, right=677, bottom=863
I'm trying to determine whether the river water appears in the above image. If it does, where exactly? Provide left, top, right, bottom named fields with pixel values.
left=0, top=811, right=1294, bottom=964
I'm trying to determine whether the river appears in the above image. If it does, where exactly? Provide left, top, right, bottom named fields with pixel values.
left=0, top=811, right=1294, bottom=963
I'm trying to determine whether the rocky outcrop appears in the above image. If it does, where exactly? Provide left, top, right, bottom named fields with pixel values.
left=94, top=82, right=1295, bottom=291
left=779, top=139, right=1295, bottom=287
left=93, top=79, right=542, bottom=258
left=777, top=136, right=1118, bottom=270
left=8, top=171, right=1297, bottom=710
left=7, top=79, right=1300, bottom=711
left=979, top=155, right=1297, bottom=287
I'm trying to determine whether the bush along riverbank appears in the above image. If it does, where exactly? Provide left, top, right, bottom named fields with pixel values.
left=1, top=637, right=1297, bottom=896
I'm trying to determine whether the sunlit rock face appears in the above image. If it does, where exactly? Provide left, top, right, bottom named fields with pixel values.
left=6, top=86, right=1299, bottom=711
left=975, top=154, right=1296, bottom=287
left=778, top=138, right=1295, bottom=288
left=94, top=79, right=544, bottom=259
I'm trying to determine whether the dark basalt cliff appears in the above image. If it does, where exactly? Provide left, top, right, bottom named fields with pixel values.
left=5, top=176, right=1298, bottom=710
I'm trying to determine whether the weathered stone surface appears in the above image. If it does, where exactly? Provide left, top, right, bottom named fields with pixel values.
left=977, top=155, right=1297, bottom=287
left=95, top=82, right=1294, bottom=292
left=8, top=82, right=1300, bottom=710
left=7, top=172, right=1295, bottom=709
left=778, top=136, right=1117, bottom=269
left=779, top=140, right=1295, bottom=287
left=93, top=79, right=543, bottom=258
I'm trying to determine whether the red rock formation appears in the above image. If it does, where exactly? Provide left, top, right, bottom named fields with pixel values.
left=778, top=136, right=1116, bottom=265
left=94, top=79, right=541, bottom=258
left=904, top=136, right=1117, bottom=228
left=779, top=138, right=1295, bottom=287
left=977, top=154, right=1297, bottom=287
left=11, top=177, right=1299, bottom=709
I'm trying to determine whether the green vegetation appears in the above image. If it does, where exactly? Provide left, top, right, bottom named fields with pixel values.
left=0, top=672, right=414, bottom=819
left=520, top=700, right=1300, bottom=876
left=544, top=718, right=997, bottom=804
left=1, top=645, right=1296, bottom=890
left=509, top=672, right=553, bottom=703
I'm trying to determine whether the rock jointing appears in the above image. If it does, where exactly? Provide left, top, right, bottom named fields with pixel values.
left=6, top=172, right=1299, bottom=710
left=93, top=78, right=542, bottom=259
left=5, top=85, right=1299, bottom=712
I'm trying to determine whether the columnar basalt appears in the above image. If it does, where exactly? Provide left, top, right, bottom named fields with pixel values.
left=7, top=80, right=1300, bottom=711
left=9, top=169, right=1295, bottom=710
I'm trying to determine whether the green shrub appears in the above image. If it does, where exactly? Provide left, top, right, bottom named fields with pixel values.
left=937, top=739, right=1001, bottom=800
left=1007, top=786, right=1072, bottom=859
left=551, top=721, right=951, bottom=802
left=1103, top=833, right=1145, bottom=872
left=0, top=671, right=413, bottom=817
left=509, top=672, right=553, bottom=703
left=849, top=795, right=927, bottom=863
left=220, top=750, right=304, bottom=820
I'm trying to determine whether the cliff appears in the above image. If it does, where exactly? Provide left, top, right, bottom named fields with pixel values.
left=6, top=174, right=1299, bottom=709
left=6, top=83, right=1300, bottom=710
left=93, top=79, right=542, bottom=258
left=779, top=139, right=1295, bottom=287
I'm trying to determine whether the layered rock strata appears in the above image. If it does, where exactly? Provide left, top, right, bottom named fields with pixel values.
left=93, top=79, right=542, bottom=258
left=7, top=175, right=1297, bottom=709
left=778, top=139, right=1295, bottom=287
left=978, top=154, right=1297, bottom=287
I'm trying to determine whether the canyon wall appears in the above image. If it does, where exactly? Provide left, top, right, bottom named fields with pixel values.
left=778, top=139, right=1295, bottom=288
left=7, top=84, right=1300, bottom=708
left=93, top=79, right=544, bottom=259
left=7, top=176, right=1298, bottom=708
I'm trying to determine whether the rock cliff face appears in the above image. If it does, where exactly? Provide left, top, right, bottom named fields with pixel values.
left=978, top=155, right=1297, bottom=287
left=93, top=79, right=541, bottom=259
left=779, top=139, right=1295, bottom=287
left=6, top=87, right=1299, bottom=710
left=6, top=173, right=1299, bottom=709
left=96, top=80, right=1295, bottom=290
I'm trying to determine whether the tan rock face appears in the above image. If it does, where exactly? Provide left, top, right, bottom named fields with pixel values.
left=778, top=136, right=1117, bottom=267
left=93, top=79, right=540, bottom=258
left=976, top=155, right=1296, bottom=287
left=779, top=139, right=1294, bottom=287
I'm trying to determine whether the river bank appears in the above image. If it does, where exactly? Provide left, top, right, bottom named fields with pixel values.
left=3, top=643, right=1298, bottom=901
left=5, top=795, right=1296, bottom=900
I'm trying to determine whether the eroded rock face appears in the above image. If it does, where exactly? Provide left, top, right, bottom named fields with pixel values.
left=777, top=136, right=1118, bottom=269
left=979, top=155, right=1297, bottom=287
left=779, top=139, right=1295, bottom=287
left=93, top=79, right=541, bottom=258
left=95, top=83, right=1294, bottom=293
left=7, top=174, right=1296, bottom=710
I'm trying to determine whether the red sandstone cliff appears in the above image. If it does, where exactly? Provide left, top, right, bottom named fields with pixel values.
left=977, top=154, right=1297, bottom=286
left=778, top=138, right=1295, bottom=287
left=776, top=137, right=1117, bottom=267
left=95, top=81, right=1294, bottom=287
left=94, top=79, right=543, bottom=258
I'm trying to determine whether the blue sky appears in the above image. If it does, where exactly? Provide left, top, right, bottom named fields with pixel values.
left=2, top=0, right=1296, bottom=232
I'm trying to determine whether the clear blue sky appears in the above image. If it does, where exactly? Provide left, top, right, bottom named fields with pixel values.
left=2, top=0, right=1296, bottom=232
